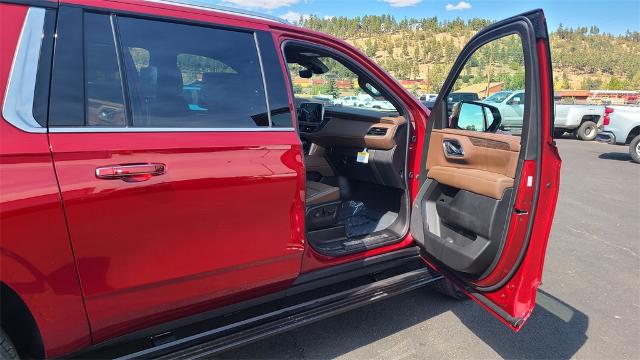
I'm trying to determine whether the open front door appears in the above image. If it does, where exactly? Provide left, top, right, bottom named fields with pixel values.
left=411, top=9, right=561, bottom=330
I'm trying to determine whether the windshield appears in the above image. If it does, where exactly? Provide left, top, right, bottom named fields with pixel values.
left=484, top=91, right=513, bottom=103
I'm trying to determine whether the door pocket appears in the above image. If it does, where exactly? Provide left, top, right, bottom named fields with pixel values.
left=422, top=181, right=513, bottom=275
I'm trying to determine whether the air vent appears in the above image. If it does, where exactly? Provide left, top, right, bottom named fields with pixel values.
left=367, top=127, right=387, bottom=136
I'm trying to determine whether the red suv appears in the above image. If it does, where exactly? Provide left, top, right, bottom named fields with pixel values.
left=0, top=0, right=561, bottom=358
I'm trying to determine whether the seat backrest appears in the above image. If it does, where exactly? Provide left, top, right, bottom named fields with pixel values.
left=200, top=71, right=266, bottom=127
left=137, top=65, right=191, bottom=125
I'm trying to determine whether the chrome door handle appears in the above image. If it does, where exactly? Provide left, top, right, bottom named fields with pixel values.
left=96, top=163, right=166, bottom=182
left=443, top=139, right=464, bottom=157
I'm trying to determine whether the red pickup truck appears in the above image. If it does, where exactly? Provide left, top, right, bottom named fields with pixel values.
left=0, top=0, right=561, bottom=358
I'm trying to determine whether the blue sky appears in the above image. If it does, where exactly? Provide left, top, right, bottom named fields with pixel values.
left=214, top=0, right=640, bottom=35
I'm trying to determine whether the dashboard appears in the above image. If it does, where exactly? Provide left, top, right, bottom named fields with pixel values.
left=295, top=99, right=407, bottom=189
left=296, top=101, right=404, bottom=151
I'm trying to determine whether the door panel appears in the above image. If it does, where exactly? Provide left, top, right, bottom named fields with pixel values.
left=50, top=132, right=304, bottom=341
left=411, top=10, right=561, bottom=329
left=47, top=7, right=305, bottom=341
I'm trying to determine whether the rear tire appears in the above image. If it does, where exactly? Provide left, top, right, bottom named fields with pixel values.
left=0, top=329, right=18, bottom=360
left=576, top=121, right=597, bottom=141
left=429, top=278, right=467, bottom=300
left=629, top=135, right=640, bottom=164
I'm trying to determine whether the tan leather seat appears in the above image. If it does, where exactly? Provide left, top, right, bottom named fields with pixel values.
left=306, top=181, right=340, bottom=205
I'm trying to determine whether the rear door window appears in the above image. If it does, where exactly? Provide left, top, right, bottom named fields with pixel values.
left=117, top=17, right=269, bottom=128
left=49, top=9, right=284, bottom=129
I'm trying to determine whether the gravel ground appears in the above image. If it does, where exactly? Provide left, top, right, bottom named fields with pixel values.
left=220, top=137, right=640, bottom=360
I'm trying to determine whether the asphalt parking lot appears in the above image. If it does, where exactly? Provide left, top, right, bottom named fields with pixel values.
left=220, top=138, right=640, bottom=360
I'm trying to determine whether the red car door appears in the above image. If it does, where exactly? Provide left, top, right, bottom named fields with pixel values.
left=411, top=10, right=561, bottom=330
left=47, top=6, right=304, bottom=341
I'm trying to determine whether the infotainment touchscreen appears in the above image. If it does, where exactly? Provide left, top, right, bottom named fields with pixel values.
left=299, top=102, right=324, bottom=123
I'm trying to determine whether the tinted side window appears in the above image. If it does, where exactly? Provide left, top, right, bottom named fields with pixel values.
left=85, top=13, right=126, bottom=127
left=117, top=17, right=268, bottom=128
left=50, top=10, right=126, bottom=127
left=256, top=31, right=293, bottom=128
left=32, top=9, right=57, bottom=126
left=49, top=6, right=84, bottom=126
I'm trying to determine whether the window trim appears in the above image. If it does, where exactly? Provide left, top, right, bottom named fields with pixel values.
left=110, top=13, right=133, bottom=127
left=49, top=7, right=294, bottom=132
left=47, top=126, right=294, bottom=133
left=2, top=7, right=47, bottom=133
left=253, top=32, right=272, bottom=127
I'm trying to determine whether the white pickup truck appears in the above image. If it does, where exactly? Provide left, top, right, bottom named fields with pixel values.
left=481, top=91, right=607, bottom=140
left=554, top=102, right=608, bottom=141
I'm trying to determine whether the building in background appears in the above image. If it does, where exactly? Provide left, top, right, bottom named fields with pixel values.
left=456, top=82, right=504, bottom=99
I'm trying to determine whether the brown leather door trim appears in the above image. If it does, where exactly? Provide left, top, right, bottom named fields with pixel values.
left=427, top=129, right=521, bottom=179
left=427, top=166, right=514, bottom=199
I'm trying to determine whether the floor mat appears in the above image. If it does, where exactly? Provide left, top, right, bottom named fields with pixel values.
left=338, top=200, right=398, bottom=238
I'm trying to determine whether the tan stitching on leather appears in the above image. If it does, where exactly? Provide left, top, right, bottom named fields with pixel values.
left=468, top=137, right=512, bottom=151
left=427, top=166, right=514, bottom=199
left=435, top=128, right=521, bottom=152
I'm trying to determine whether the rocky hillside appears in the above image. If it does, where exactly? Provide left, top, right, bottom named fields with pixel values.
left=299, top=15, right=640, bottom=92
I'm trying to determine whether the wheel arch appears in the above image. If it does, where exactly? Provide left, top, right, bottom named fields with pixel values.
left=625, top=125, right=640, bottom=145
left=0, top=283, right=45, bottom=359
left=580, top=114, right=600, bottom=124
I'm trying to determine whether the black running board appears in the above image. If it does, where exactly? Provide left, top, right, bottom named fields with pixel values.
left=117, top=268, right=442, bottom=360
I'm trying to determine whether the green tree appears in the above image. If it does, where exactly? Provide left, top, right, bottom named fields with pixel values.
left=325, top=78, right=340, bottom=99
left=561, top=72, right=571, bottom=89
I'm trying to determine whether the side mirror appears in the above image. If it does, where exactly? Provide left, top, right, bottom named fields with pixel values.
left=299, top=69, right=313, bottom=79
left=509, top=97, right=521, bottom=105
left=451, top=101, right=502, bottom=133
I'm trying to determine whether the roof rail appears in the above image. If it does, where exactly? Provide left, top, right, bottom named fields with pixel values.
left=142, top=0, right=289, bottom=24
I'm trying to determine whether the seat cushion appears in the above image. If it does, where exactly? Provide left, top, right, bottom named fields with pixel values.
left=306, top=181, right=340, bottom=205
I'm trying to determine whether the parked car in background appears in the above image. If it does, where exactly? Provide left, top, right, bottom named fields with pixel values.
left=481, top=90, right=525, bottom=134
left=420, top=92, right=478, bottom=113
left=0, top=2, right=560, bottom=359
left=332, top=95, right=357, bottom=106
left=421, top=98, right=436, bottom=110
left=361, top=98, right=396, bottom=110
left=597, top=106, right=640, bottom=163
left=419, top=93, right=437, bottom=101
left=554, top=103, right=609, bottom=141
left=482, top=90, right=608, bottom=139
left=333, top=95, right=370, bottom=107
left=448, top=92, right=479, bottom=106
left=312, top=94, right=335, bottom=105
